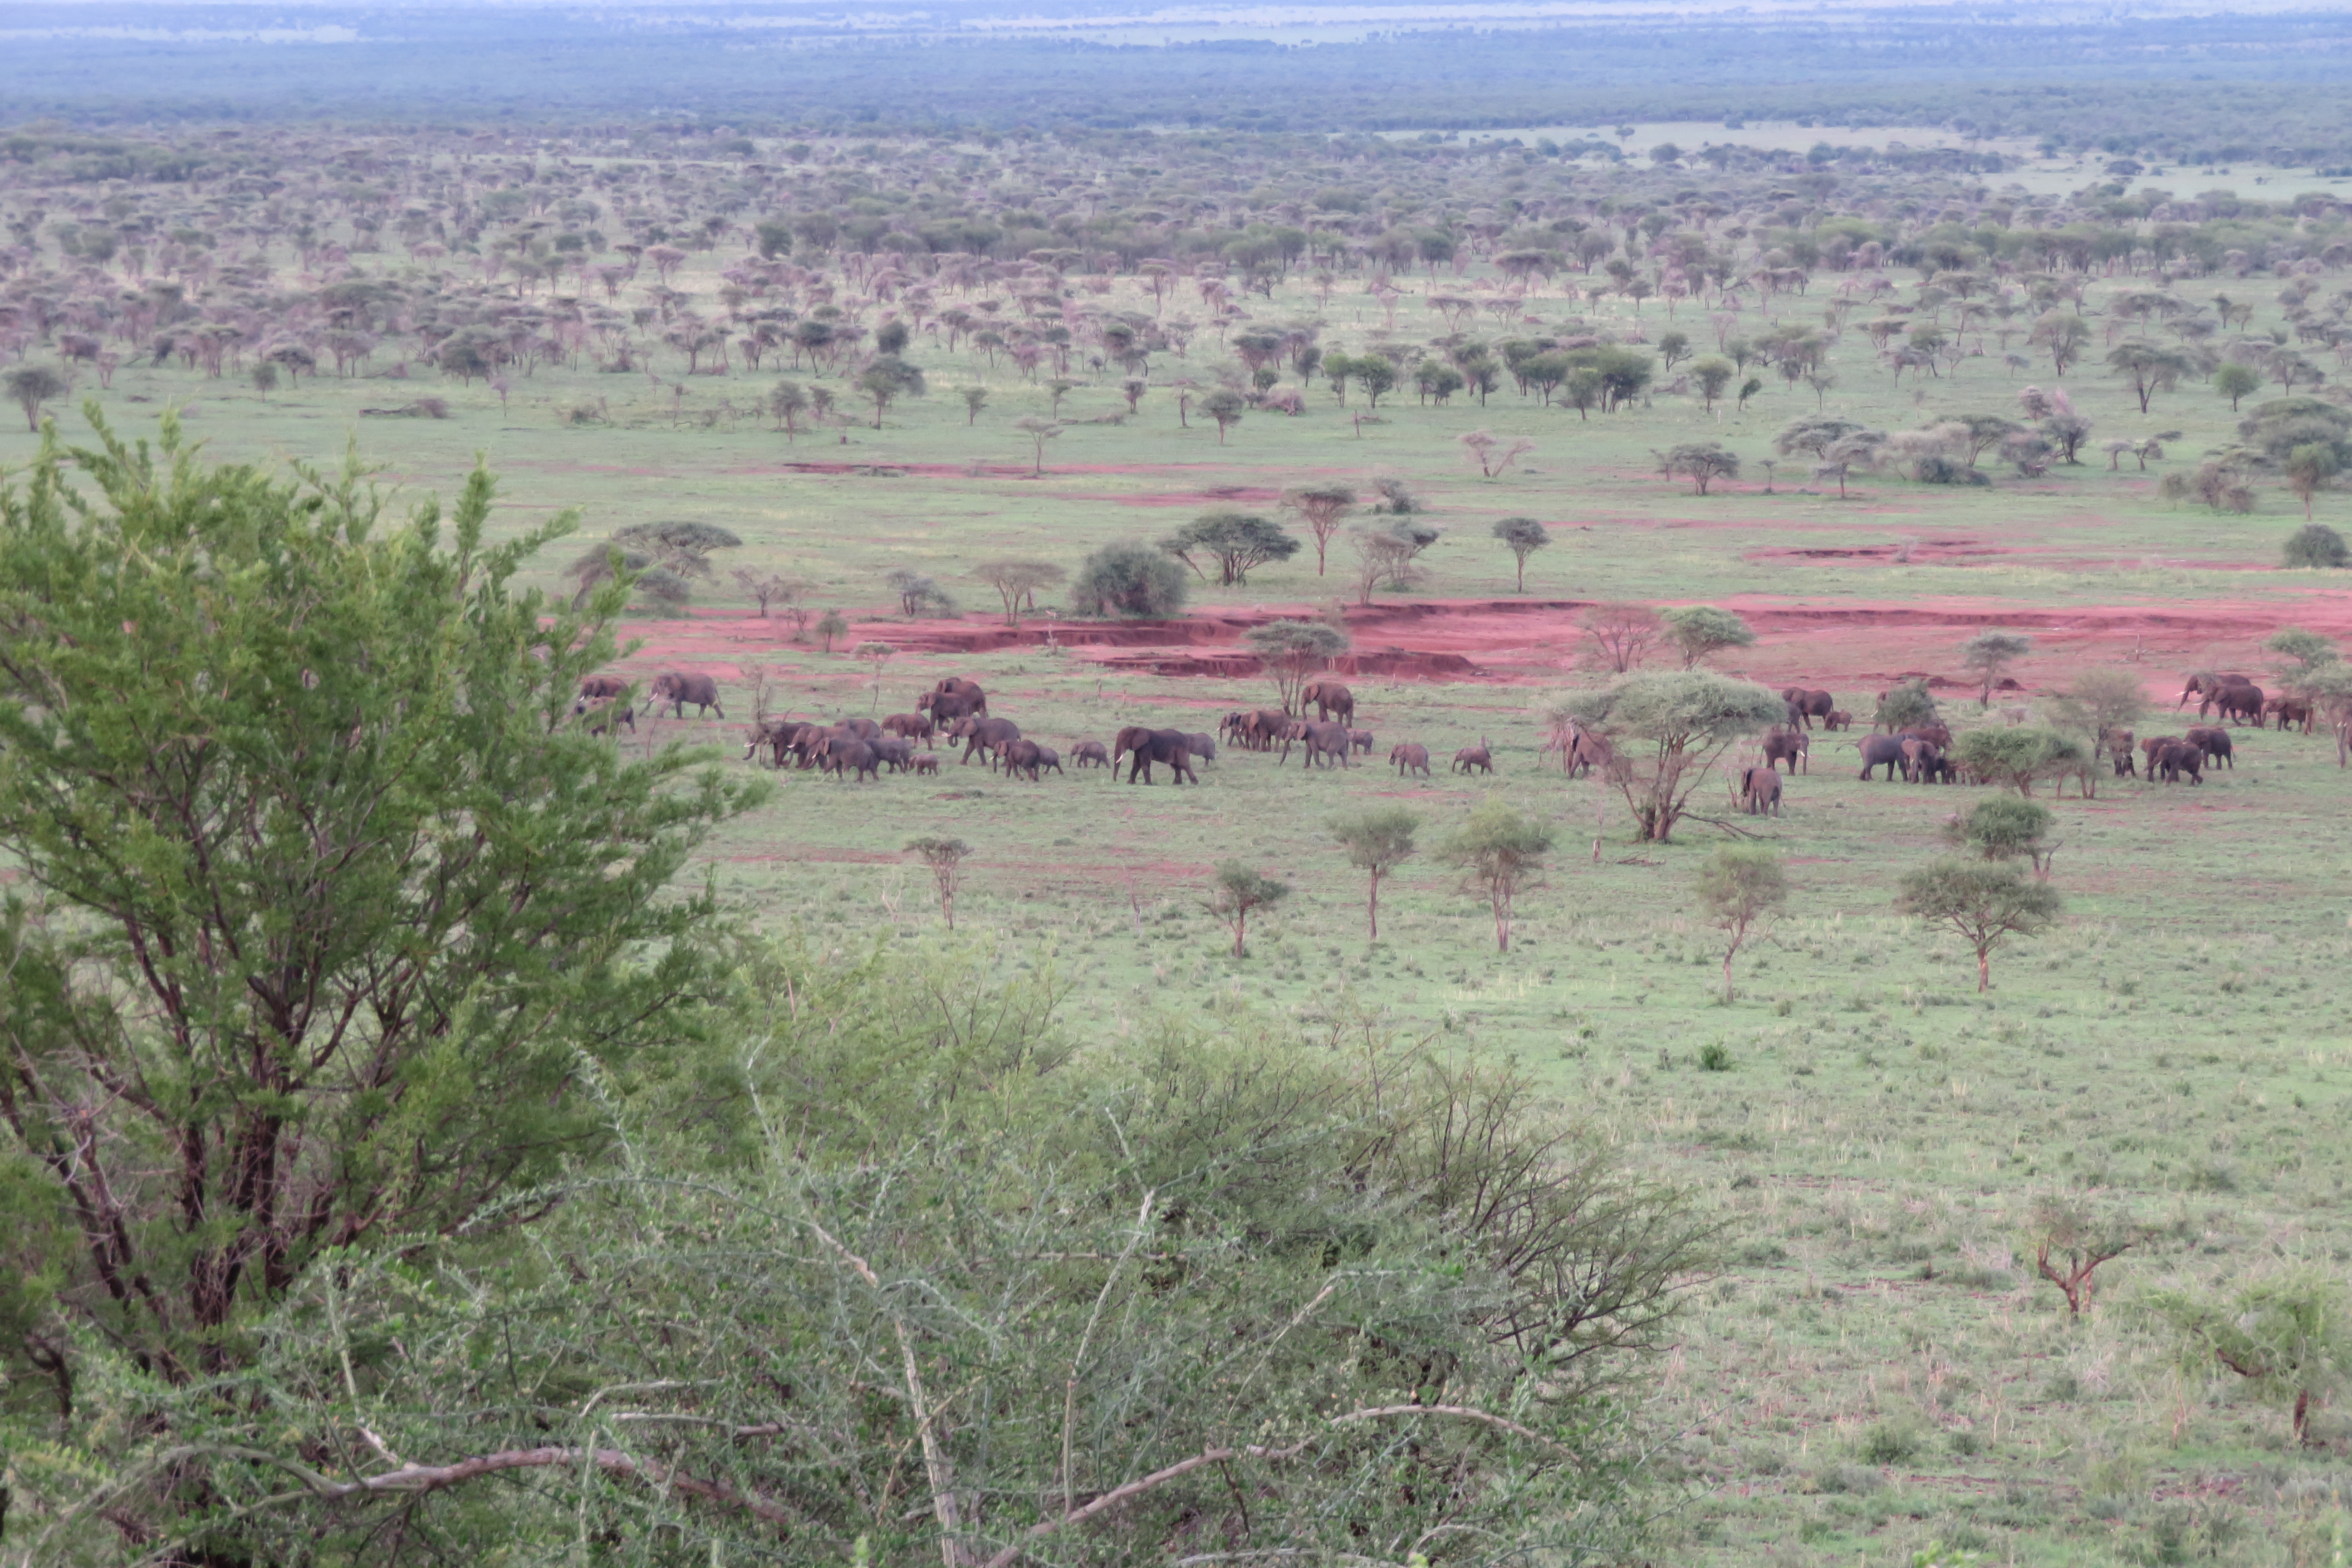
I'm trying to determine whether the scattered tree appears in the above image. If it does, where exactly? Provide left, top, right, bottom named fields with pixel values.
left=1874, top=680, right=1940, bottom=732
left=2146, top=1271, right=2352, bottom=1444
left=1438, top=802, right=1555, bottom=952
left=1553, top=673, right=1787, bottom=842
left=1015, top=414, right=1063, bottom=475
left=1490, top=515, right=1551, bottom=591
left=1206, top=861, right=1290, bottom=957
left=769, top=379, right=811, bottom=439
left=1943, top=796, right=2059, bottom=877
left=732, top=568, right=812, bottom=619
left=1951, top=727, right=2080, bottom=799
left=2214, top=362, right=2261, bottom=411
left=857, top=354, right=926, bottom=428
left=1280, top=482, right=1357, bottom=575
left=1160, top=511, right=1299, bottom=586
left=1660, top=605, right=1756, bottom=668
left=2286, top=441, right=2339, bottom=520
left=1582, top=601, right=1663, bottom=672
left=5, top=365, right=69, bottom=432
left=1657, top=441, right=1741, bottom=495
left=1460, top=429, right=1535, bottom=479
left=1895, top=858, right=2062, bottom=992
left=1245, top=618, right=1350, bottom=714
left=961, top=386, right=990, bottom=424
left=2047, top=666, right=2150, bottom=766
left=973, top=559, right=1067, bottom=626
left=1328, top=805, right=1421, bottom=941
left=1692, top=357, right=1735, bottom=411
left=854, top=641, right=894, bottom=710
left=2028, top=1196, right=2140, bottom=1317
left=905, top=836, right=974, bottom=928
left=2106, top=341, right=2193, bottom=414
left=2283, top=522, right=2350, bottom=568
left=1200, top=387, right=1247, bottom=444
left=1959, top=629, right=2034, bottom=707
left=814, top=608, right=849, bottom=651
left=1073, top=540, right=1190, bottom=617
left=1694, top=846, right=1788, bottom=1002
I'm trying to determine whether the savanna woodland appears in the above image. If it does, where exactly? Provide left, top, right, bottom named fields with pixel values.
left=8, top=4, right=2352, bottom=1565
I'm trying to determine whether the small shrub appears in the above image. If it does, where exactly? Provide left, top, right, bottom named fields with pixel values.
left=1698, top=1040, right=1735, bottom=1072
left=1916, top=455, right=1992, bottom=487
left=1856, top=1421, right=1921, bottom=1465
left=1818, top=1463, right=1886, bottom=1494
left=2283, top=523, right=2350, bottom=568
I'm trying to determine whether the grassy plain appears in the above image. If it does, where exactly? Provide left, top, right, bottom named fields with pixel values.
left=11, top=222, right=2352, bottom=1567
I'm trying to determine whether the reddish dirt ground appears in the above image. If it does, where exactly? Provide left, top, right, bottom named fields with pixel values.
left=606, top=590, right=2352, bottom=702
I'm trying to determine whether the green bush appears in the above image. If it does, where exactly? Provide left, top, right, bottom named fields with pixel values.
left=1072, top=539, right=1190, bottom=617
left=2283, top=522, right=2349, bottom=568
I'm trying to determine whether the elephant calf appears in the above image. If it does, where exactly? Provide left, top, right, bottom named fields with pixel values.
left=1451, top=740, right=1494, bottom=774
left=1738, top=765, right=1783, bottom=816
left=1071, top=740, right=1111, bottom=769
left=1391, top=742, right=1431, bottom=778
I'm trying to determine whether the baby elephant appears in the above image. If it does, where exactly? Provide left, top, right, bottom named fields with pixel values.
left=1071, top=740, right=1111, bottom=769
left=1451, top=738, right=1494, bottom=775
left=912, top=755, right=940, bottom=776
left=1738, top=764, right=1783, bottom=816
left=1391, top=742, right=1431, bottom=778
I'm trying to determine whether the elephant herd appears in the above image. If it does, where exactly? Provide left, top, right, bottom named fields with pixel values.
left=2178, top=671, right=2311, bottom=732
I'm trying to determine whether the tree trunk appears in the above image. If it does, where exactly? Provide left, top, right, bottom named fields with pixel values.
left=1367, top=872, right=1381, bottom=941
left=1977, top=948, right=1991, bottom=992
left=2295, top=1388, right=2312, bottom=1445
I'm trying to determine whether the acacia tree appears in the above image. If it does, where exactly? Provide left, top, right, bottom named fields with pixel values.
left=1553, top=673, right=1785, bottom=843
left=4, top=366, right=69, bottom=431
left=1014, top=415, right=1063, bottom=476
left=973, top=559, right=1067, bottom=626
left=905, top=836, right=973, bottom=928
left=1581, top=601, right=1663, bottom=672
left=1280, top=482, right=1356, bottom=575
left=1200, top=388, right=1246, bottom=444
left=2107, top=341, right=2193, bottom=414
left=1206, top=862, right=1289, bottom=957
left=1491, top=515, right=1550, bottom=591
left=2048, top=666, right=2151, bottom=769
left=1439, top=802, right=1553, bottom=952
left=0, top=421, right=761, bottom=1529
left=1660, top=605, right=1755, bottom=668
left=1245, top=618, right=1349, bottom=714
left=1895, top=859, right=2061, bottom=991
left=1960, top=629, right=2034, bottom=707
left=1694, top=846, right=1787, bottom=1002
left=1657, top=441, right=1740, bottom=495
left=2147, top=1271, right=2352, bottom=1445
left=1328, top=805, right=1419, bottom=941
left=1160, top=512, right=1298, bottom=586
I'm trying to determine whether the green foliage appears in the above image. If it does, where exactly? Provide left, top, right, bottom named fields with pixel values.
left=1491, top=514, right=1551, bottom=589
left=1658, top=439, right=1741, bottom=495
left=1207, top=860, right=1290, bottom=956
left=2282, top=522, right=2349, bottom=568
left=1874, top=680, right=1940, bottom=731
left=0, top=418, right=759, bottom=1504
left=1073, top=540, right=1190, bottom=618
left=1245, top=617, right=1351, bottom=713
left=3, top=365, right=69, bottom=431
left=1895, top=858, right=2063, bottom=991
left=1660, top=605, right=1756, bottom=668
left=1694, top=846, right=1788, bottom=1001
left=1943, top=798, right=2057, bottom=873
left=1438, top=801, right=1554, bottom=951
left=1328, top=804, right=1421, bottom=940
left=2214, top=362, right=2261, bottom=410
left=1951, top=726, right=2077, bottom=797
left=2263, top=627, right=2340, bottom=679
left=2046, top=666, right=2148, bottom=751
left=2145, top=1270, right=2352, bottom=1444
left=1959, top=629, right=2034, bottom=706
left=1555, top=672, right=1786, bottom=842
left=1159, top=510, right=1299, bottom=586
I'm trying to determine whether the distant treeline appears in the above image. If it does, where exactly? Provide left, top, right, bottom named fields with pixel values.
left=5, top=8, right=2352, bottom=161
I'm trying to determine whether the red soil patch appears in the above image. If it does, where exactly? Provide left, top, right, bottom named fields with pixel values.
left=598, top=590, right=2352, bottom=706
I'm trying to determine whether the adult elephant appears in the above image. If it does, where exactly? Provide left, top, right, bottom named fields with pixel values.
left=870, top=736, right=916, bottom=773
left=1113, top=725, right=1197, bottom=784
left=932, top=676, right=987, bottom=710
left=919, top=689, right=982, bottom=725
left=2178, top=672, right=2253, bottom=711
left=2185, top=725, right=2234, bottom=768
left=1738, top=765, right=1783, bottom=816
left=1857, top=735, right=1907, bottom=781
left=1283, top=720, right=1352, bottom=770
left=1302, top=679, right=1355, bottom=725
left=882, top=712, right=936, bottom=747
left=1761, top=727, right=1808, bottom=774
left=819, top=738, right=880, bottom=783
left=1780, top=688, right=1833, bottom=729
left=1000, top=738, right=1046, bottom=781
left=2265, top=694, right=2314, bottom=733
left=2152, top=739, right=2205, bottom=784
left=1900, top=737, right=1944, bottom=783
left=1241, top=709, right=1292, bottom=750
left=949, top=715, right=1022, bottom=767
left=649, top=671, right=725, bottom=719
left=2209, top=683, right=2263, bottom=725
left=578, top=673, right=630, bottom=702
left=1391, top=742, right=1431, bottom=778
left=2106, top=727, right=2137, bottom=776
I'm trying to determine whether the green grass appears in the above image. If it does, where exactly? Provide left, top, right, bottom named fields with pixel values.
left=14, top=237, right=2352, bottom=1566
